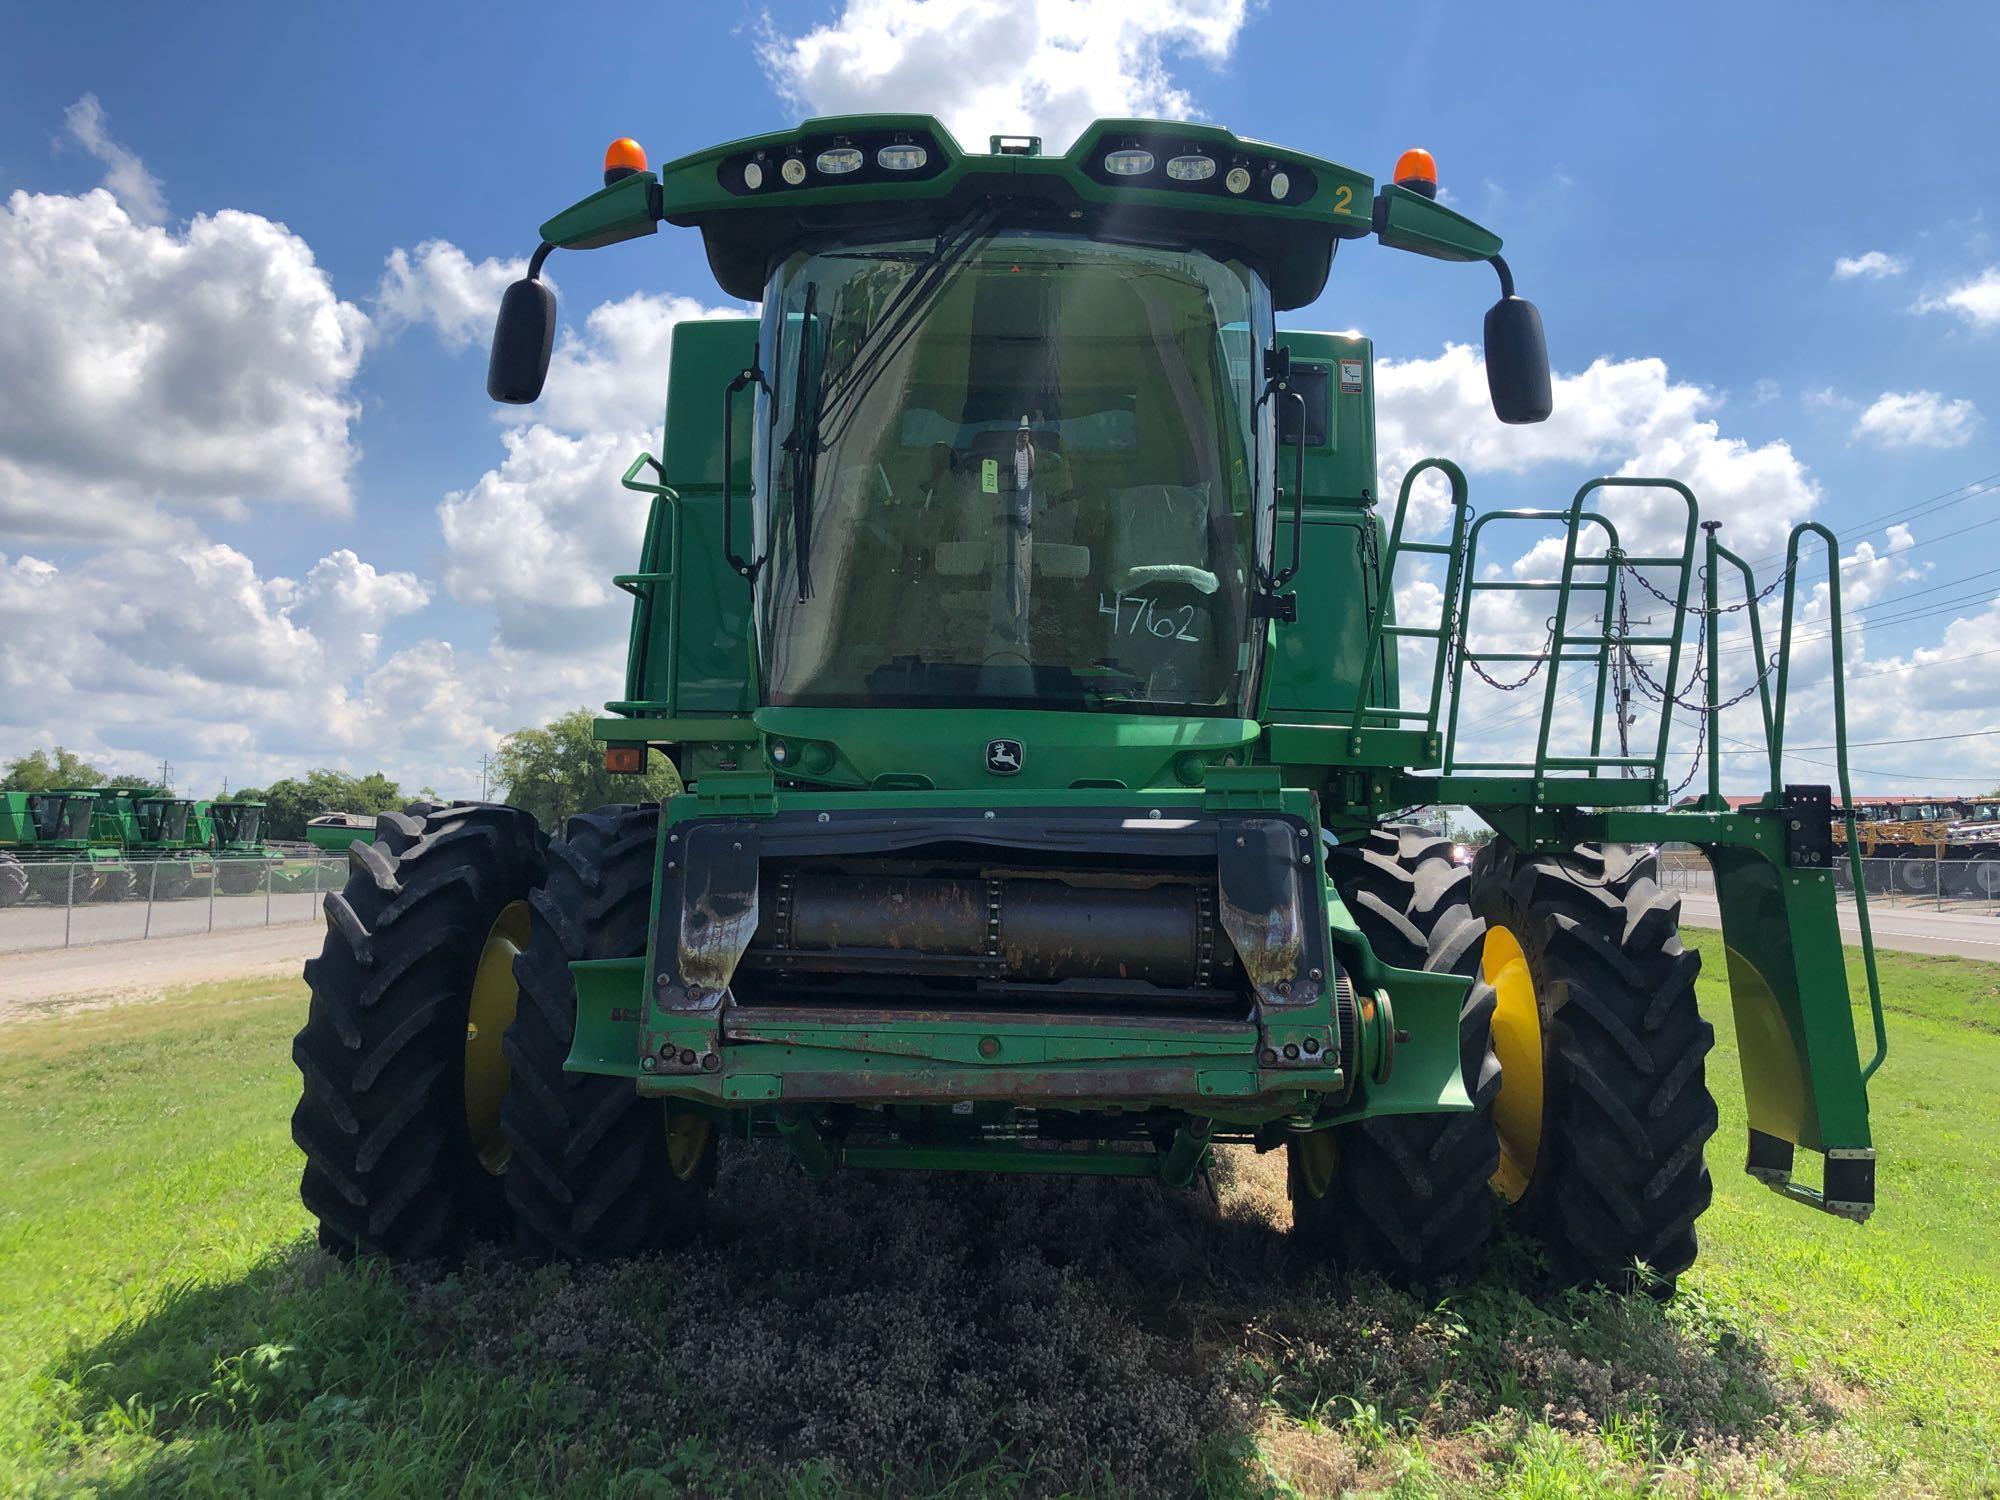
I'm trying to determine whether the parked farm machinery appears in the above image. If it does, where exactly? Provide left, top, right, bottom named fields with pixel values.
left=295, top=119, right=1885, bottom=1291
left=0, top=789, right=124, bottom=905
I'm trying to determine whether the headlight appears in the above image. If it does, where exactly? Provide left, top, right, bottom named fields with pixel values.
left=815, top=147, right=863, bottom=175
left=876, top=144, right=929, bottom=171
left=1166, top=154, right=1216, bottom=181
left=1103, top=148, right=1155, bottom=176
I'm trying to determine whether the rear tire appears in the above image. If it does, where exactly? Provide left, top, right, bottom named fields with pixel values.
left=1471, top=839, right=1714, bottom=1292
left=292, top=802, right=547, bottom=1260
left=0, top=854, right=25, bottom=909
left=503, top=804, right=715, bottom=1260
left=216, top=860, right=264, bottom=896
left=1289, top=826, right=1501, bottom=1283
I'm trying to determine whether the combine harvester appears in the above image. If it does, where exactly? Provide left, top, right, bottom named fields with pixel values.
left=295, top=120, right=1886, bottom=1288
left=205, top=798, right=271, bottom=894
left=79, top=787, right=214, bottom=900
left=0, top=789, right=119, bottom=905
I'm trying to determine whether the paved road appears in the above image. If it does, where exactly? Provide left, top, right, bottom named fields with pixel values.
left=0, top=921, right=322, bottom=1019
left=0, top=889, right=330, bottom=955
left=1678, top=890, right=2000, bottom=960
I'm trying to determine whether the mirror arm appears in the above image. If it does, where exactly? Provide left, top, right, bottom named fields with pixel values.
left=1488, top=253, right=1515, bottom=298
left=526, top=241, right=554, bottom=280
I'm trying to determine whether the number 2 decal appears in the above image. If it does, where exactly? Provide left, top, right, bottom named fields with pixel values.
left=1333, top=184, right=1354, bottom=214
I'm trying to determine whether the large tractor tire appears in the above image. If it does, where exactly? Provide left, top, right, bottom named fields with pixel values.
left=293, top=802, right=547, bottom=1260
left=1289, top=827, right=1501, bottom=1282
left=1470, top=839, right=1714, bottom=1292
left=0, top=853, right=25, bottom=909
left=503, top=804, right=715, bottom=1260
left=216, top=859, right=265, bottom=896
left=86, top=864, right=135, bottom=902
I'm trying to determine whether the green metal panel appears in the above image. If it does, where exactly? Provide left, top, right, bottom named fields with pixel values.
left=751, top=707, right=1260, bottom=792
left=616, top=318, right=759, bottom=720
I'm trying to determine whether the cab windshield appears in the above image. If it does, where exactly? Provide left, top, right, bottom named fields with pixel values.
left=137, top=799, right=191, bottom=842
left=755, top=227, right=1274, bottom=713
left=214, top=804, right=262, bottom=843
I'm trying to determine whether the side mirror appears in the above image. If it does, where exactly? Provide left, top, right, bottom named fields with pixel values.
left=487, top=278, right=556, bottom=404
left=1484, top=294, right=1552, bottom=424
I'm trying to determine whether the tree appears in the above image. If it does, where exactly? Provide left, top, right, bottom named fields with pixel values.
left=1, top=746, right=105, bottom=792
left=232, top=769, right=410, bottom=841
left=497, top=708, right=681, bottom=831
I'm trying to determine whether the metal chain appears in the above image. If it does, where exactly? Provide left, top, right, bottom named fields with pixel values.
left=1627, top=560, right=1793, bottom=617
left=1465, top=620, right=1556, bottom=691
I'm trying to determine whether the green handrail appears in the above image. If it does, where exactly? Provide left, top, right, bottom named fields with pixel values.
left=1443, top=508, right=1623, bottom=774
left=1345, top=458, right=1473, bottom=743
left=619, top=453, right=682, bottom=716
left=1703, top=532, right=1780, bottom=808
left=1536, top=478, right=1700, bottom=781
left=1773, top=522, right=1887, bottom=1084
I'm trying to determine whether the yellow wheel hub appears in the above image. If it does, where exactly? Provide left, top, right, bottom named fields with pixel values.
left=464, top=900, right=531, bottom=1174
left=665, top=1112, right=712, bottom=1181
left=1484, top=923, right=1544, bottom=1202
left=1293, top=1130, right=1337, bottom=1200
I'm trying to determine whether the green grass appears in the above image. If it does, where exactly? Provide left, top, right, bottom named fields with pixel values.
left=0, top=936, right=1995, bottom=1497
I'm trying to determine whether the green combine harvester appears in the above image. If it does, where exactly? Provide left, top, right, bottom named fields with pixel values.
left=295, top=119, right=1885, bottom=1290
left=303, top=811, right=378, bottom=855
left=71, top=787, right=217, bottom=900
left=0, top=789, right=120, bottom=905
left=205, top=798, right=271, bottom=893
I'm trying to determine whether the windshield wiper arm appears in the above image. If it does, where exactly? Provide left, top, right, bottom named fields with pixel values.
left=814, top=204, right=1002, bottom=449
left=781, top=281, right=821, bottom=601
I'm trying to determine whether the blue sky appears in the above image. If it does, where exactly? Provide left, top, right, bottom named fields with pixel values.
left=2, top=1, right=1996, bottom=796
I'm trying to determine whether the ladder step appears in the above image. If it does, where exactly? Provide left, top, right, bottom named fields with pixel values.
left=1391, top=542, right=1455, bottom=556
left=1540, top=755, right=1658, bottom=768
left=1383, top=625, right=1443, bottom=638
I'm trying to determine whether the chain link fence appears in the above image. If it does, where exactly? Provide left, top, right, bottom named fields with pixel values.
left=0, top=855, right=347, bottom=955
left=1657, top=847, right=2000, bottom=910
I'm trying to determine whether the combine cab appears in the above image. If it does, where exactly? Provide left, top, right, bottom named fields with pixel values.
left=207, top=799, right=270, bottom=894
left=295, top=120, right=1885, bottom=1288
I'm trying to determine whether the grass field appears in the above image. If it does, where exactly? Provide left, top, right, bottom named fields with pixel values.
left=2, top=934, right=1995, bottom=1497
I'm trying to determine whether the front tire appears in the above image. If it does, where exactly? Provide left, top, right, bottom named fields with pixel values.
left=1289, top=827, right=1501, bottom=1283
left=1471, top=839, right=1714, bottom=1292
left=292, top=802, right=547, bottom=1260
left=503, top=804, right=715, bottom=1260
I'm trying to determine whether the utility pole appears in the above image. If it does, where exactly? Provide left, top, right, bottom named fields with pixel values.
left=157, top=757, right=175, bottom=793
left=478, top=752, right=497, bottom=802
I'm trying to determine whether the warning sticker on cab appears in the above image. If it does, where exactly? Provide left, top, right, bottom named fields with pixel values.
left=1339, top=359, right=1364, bottom=393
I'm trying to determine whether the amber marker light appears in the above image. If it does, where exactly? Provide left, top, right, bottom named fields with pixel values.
left=603, top=745, right=646, bottom=774
left=1393, top=147, right=1438, bottom=199
left=603, top=137, right=648, bottom=186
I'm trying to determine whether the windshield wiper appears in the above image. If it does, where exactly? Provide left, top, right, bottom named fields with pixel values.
left=780, top=281, right=820, bottom=601
left=814, top=204, right=1002, bottom=450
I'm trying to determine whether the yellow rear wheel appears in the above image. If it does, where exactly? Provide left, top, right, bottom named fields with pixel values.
left=1482, top=923, right=1545, bottom=1202
left=465, top=900, right=532, bottom=1174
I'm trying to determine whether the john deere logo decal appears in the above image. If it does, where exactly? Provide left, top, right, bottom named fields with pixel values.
left=985, top=739, right=1024, bottom=776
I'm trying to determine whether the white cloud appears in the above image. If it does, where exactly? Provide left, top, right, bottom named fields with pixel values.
left=60, top=94, right=166, bottom=225
left=0, top=536, right=618, bottom=798
left=1917, top=266, right=2000, bottom=330
left=439, top=288, right=742, bottom=648
left=377, top=240, right=530, bottom=350
left=1375, top=345, right=1819, bottom=563
left=1831, top=250, right=1906, bottom=281
left=0, top=186, right=370, bottom=543
left=1852, top=389, right=1980, bottom=449
left=756, top=0, right=1251, bottom=153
